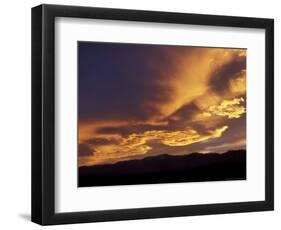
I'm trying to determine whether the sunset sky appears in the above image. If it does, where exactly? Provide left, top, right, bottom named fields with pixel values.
left=78, top=42, right=246, bottom=167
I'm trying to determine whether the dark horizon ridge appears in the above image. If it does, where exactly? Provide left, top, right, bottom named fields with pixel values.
left=78, top=149, right=246, bottom=187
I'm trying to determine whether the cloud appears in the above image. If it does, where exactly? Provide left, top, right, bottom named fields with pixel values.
left=79, top=125, right=228, bottom=166
left=78, top=42, right=175, bottom=123
left=79, top=43, right=246, bottom=124
left=145, top=126, right=228, bottom=147
left=78, top=143, right=94, bottom=157
left=96, top=123, right=169, bottom=136
left=229, top=70, right=246, bottom=95
left=78, top=43, right=247, bottom=166
left=86, top=137, right=119, bottom=146
left=202, top=97, right=246, bottom=119
left=208, top=53, right=246, bottom=95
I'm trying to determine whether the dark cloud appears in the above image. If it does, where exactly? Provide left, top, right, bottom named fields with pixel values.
left=168, top=102, right=199, bottom=123
left=78, top=143, right=94, bottom=157
left=85, top=137, right=119, bottom=146
left=78, top=42, right=177, bottom=123
left=209, top=54, right=246, bottom=95
left=96, top=124, right=169, bottom=136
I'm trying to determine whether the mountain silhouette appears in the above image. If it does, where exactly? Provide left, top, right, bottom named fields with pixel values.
left=78, top=149, right=246, bottom=187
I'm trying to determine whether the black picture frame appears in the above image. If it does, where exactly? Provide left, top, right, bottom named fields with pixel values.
left=31, top=4, right=274, bottom=225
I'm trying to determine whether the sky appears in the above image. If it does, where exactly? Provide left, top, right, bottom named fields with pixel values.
left=78, top=42, right=246, bottom=167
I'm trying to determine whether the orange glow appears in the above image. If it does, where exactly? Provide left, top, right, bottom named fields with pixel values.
left=78, top=46, right=246, bottom=166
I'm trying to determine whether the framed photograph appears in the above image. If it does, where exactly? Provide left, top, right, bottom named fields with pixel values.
left=31, top=4, right=274, bottom=225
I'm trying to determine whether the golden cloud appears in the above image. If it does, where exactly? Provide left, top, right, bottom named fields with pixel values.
left=205, top=97, right=246, bottom=119
left=79, top=125, right=228, bottom=166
